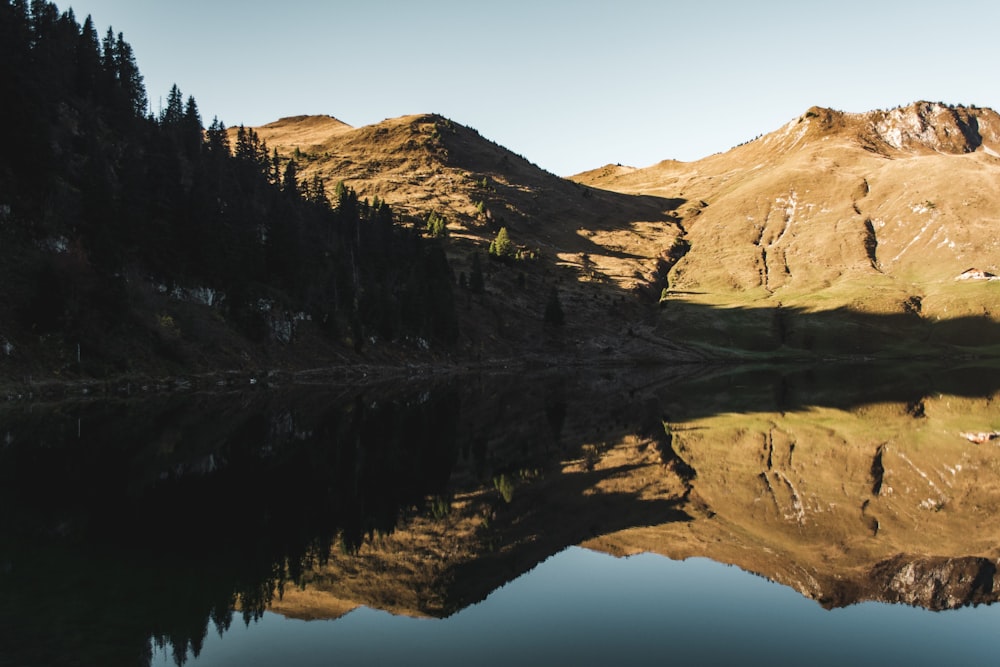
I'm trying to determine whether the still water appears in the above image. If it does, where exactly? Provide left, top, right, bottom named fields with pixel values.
left=3, top=363, right=1000, bottom=666
left=149, top=547, right=1000, bottom=667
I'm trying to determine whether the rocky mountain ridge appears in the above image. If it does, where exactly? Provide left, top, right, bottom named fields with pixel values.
left=744, top=102, right=1000, bottom=158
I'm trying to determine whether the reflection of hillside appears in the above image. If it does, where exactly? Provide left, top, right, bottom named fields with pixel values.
left=4, top=366, right=1000, bottom=666
left=585, top=377, right=1000, bottom=611
left=261, top=365, right=1000, bottom=621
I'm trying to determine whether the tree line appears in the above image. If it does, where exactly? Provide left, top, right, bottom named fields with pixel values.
left=0, top=0, right=457, bottom=370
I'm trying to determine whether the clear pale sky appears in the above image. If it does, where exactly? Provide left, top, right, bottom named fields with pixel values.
left=70, top=0, right=1000, bottom=176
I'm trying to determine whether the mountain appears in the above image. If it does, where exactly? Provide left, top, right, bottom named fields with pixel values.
left=242, top=112, right=683, bottom=292
left=238, top=113, right=696, bottom=362
left=4, top=2, right=1000, bottom=384
left=573, top=102, right=1000, bottom=355
left=243, top=102, right=1000, bottom=361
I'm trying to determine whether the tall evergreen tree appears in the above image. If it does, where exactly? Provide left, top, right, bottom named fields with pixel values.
left=181, top=94, right=203, bottom=156
left=160, top=83, right=184, bottom=125
left=282, top=160, right=299, bottom=196
left=74, top=15, right=103, bottom=95
left=100, top=25, right=115, bottom=72
left=205, top=116, right=229, bottom=155
left=113, top=31, right=146, bottom=116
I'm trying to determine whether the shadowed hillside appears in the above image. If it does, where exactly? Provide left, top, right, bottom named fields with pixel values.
left=243, top=113, right=687, bottom=291
left=240, top=113, right=698, bottom=361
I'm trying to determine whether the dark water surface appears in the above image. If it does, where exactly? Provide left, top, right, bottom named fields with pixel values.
left=3, top=363, right=1000, bottom=666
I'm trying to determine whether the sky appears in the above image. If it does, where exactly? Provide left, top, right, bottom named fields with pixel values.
left=69, top=0, right=1000, bottom=176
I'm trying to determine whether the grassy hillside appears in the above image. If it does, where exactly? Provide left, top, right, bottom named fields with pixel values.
left=240, top=113, right=700, bottom=364
left=573, top=102, right=1000, bottom=357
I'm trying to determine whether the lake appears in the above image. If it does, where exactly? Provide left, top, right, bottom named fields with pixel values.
left=2, top=363, right=1000, bottom=666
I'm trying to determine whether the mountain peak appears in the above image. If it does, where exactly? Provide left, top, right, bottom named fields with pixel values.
left=262, top=114, right=352, bottom=130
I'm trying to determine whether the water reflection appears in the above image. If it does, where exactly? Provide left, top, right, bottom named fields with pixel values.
left=1, top=363, right=999, bottom=665
left=154, top=548, right=1000, bottom=667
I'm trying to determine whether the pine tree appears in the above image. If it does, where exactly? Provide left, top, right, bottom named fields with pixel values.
left=100, top=26, right=115, bottom=71
left=160, top=83, right=183, bottom=125
left=205, top=116, right=229, bottom=155
left=282, top=160, right=299, bottom=196
left=74, top=15, right=102, bottom=95
left=113, top=32, right=146, bottom=116
left=309, top=174, right=327, bottom=205
left=181, top=94, right=202, bottom=156
left=426, top=211, right=447, bottom=237
left=488, top=226, right=514, bottom=259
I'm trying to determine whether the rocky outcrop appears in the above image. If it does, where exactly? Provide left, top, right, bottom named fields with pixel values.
left=869, top=555, right=998, bottom=610
left=867, top=102, right=999, bottom=154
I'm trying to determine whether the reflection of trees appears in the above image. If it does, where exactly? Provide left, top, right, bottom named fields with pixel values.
left=0, top=387, right=459, bottom=666
left=5, top=364, right=1000, bottom=665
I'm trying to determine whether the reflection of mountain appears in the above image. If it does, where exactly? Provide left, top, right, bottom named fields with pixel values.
left=588, top=380, right=1000, bottom=611
left=3, top=365, right=1000, bottom=665
left=275, top=366, right=1000, bottom=618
